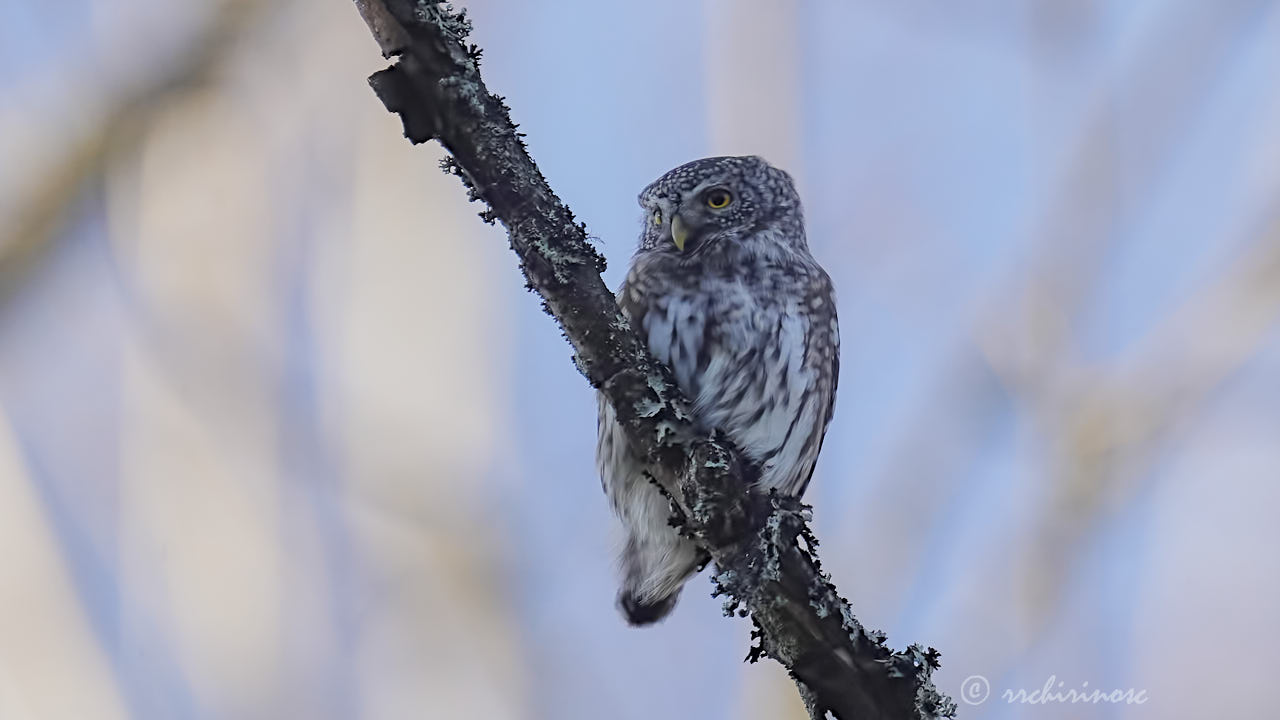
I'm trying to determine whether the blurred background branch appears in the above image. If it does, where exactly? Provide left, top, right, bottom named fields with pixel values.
left=0, top=0, right=263, bottom=301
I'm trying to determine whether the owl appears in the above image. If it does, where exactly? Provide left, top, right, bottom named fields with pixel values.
left=597, top=155, right=840, bottom=625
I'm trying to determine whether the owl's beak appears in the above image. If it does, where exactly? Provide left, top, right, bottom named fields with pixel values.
left=670, top=214, right=690, bottom=251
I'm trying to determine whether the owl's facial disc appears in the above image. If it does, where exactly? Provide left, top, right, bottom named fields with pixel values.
left=668, top=187, right=729, bottom=253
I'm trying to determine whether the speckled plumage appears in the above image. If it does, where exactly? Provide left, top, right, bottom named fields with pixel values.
left=597, top=156, right=840, bottom=625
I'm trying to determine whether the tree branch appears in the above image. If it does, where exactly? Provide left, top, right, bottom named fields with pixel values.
left=350, top=3, right=955, bottom=717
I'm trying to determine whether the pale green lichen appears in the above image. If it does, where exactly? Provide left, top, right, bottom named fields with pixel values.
left=702, top=455, right=730, bottom=471
left=633, top=397, right=664, bottom=418
left=609, top=313, right=632, bottom=333
left=653, top=420, right=680, bottom=445
left=413, top=1, right=473, bottom=41
left=645, top=373, right=670, bottom=394
left=438, top=75, right=485, bottom=115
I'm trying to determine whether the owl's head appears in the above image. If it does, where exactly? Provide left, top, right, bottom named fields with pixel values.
left=636, top=155, right=806, bottom=260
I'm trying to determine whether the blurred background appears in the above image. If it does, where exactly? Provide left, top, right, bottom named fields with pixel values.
left=2, top=0, right=1279, bottom=718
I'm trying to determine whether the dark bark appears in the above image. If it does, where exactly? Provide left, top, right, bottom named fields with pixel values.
left=351, top=2, right=955, bottom=718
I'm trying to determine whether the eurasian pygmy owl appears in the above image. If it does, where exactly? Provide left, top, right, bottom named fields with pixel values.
left=597, top=155, right=840, bottom=625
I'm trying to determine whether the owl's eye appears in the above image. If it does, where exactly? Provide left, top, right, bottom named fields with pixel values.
left=705, top=189, right=733, bottom=209
left=651, top=209, right=663, bottom=226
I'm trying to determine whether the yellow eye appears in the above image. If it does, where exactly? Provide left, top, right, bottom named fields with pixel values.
left=651, top=209, right=663, bottom=226
left=706, top=189, right=733, bottom=209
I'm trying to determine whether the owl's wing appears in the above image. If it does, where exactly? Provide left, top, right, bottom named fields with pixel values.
left=596, top=273, right=652, bottom=502
left=775, top=268, right=840, bottom=496
left=794, top=271, right=839, bottom=495
left=614, top=275, right=647, bottom=332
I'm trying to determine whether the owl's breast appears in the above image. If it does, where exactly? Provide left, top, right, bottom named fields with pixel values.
left=642, top=291, right=713, bottom=402
left=643, top=281, right=798, bottom=432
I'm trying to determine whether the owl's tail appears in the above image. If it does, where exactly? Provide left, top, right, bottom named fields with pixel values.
left=617, top=533, right=706, bottom=625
